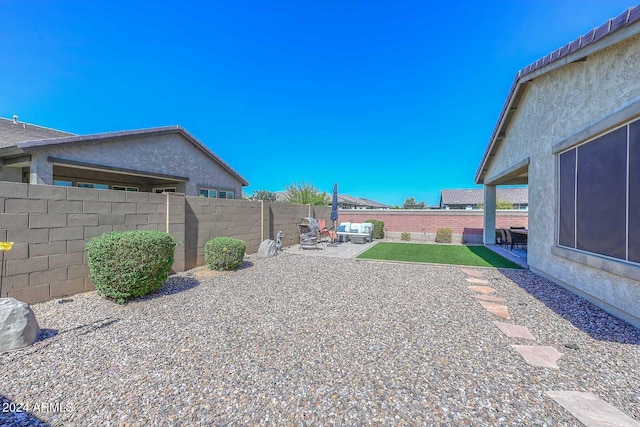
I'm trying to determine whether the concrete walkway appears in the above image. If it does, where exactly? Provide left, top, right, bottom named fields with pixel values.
left=287, top=239, right=380, bottom=258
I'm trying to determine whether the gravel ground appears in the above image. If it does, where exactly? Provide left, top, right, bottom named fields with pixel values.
left=1, top=252, right=639, bottom=426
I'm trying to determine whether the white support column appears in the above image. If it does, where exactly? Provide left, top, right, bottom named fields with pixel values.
left=29, top=153, right=53, bottom=185
left=483, top=184, right=497, bottom=245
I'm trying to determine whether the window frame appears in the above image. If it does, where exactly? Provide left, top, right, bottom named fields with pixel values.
left=112, top=186, right=139, bottom=192
left=77, top=182, right=109, bottom=190
left=556, top=116, right=639, bottom=267
left=198, top=187, right=234, bottom=199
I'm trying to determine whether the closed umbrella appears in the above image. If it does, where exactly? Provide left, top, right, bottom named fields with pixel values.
left=329, top=184, right=339, bottom=245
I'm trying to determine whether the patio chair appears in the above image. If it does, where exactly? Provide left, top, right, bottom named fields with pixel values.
left=505, top=228, right=527, bottom=251
left=297, top=221, right=323, bottom=250
left=498, top=228, right=508, bottom=247
left=317, top=219, right=336, bottom=243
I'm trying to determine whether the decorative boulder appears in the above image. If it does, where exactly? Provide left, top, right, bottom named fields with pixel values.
left=0, top=298, right=40, bottom=353
left=258, top=239, right=277, bottom=258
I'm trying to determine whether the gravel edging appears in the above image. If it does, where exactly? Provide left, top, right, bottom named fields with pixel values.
left=1, top=252, right=639, bottom=426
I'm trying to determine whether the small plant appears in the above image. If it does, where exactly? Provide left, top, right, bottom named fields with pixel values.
left=366, top=219, right=385, bottom=239
left=400, top=232, right=411, bottom=241
left=435, top=228, right=453, bottom=243
left=86, top=230, right=177, bottom=303
left=205, top=237, right=246, bottom=271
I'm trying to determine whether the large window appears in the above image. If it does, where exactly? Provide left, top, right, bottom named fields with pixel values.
left=559, top=119, right=638, bottom=263
left=77, top=182, right=109, bottom=190
left=199, top=188, right=234, bottom=199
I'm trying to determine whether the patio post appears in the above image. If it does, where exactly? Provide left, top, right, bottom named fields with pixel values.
left=483, top=184, right=496, bottom=244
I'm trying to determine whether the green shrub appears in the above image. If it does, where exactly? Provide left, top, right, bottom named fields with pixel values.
left=435, top=228, right=453, bottom=243
left=86, top=230, right=177, bottom=303
left=366, top=219, right=385, bottom=239
left=400, top=232, right=411, bottom=241
left=205, top=237, right=246, bottom=271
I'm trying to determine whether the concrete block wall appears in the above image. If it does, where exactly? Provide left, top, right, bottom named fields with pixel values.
left=337, top=209, right=528, bottom=243
left=0, top=182, right=176, bottom=303
left=269, top=203, right=332, bottom=248
left=184, top=197, right=263, bottom=269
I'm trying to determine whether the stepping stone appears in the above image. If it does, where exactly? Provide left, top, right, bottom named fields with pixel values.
left=468, top=285, right=496, bottom=294
left=466, top=277, right=489, bottom=284
left=511, top=345, right=562, bottom=369
left=493, top=321, right=536, bottom=340
left=472, top=294, right=507, bottom=303
left=546, top=391, right=640, bottom=427
left=479, top=302, right=510, bottom=319
left=460, top=268, right=483, bottom=278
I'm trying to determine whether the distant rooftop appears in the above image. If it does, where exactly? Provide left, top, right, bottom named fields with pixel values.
left=440, top=188, right=528, bottom=207
left=0, top=117, right=74, bottom=148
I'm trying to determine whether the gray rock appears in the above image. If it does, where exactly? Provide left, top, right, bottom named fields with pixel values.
left=0, top=298, right=40, bottom=352
left=257, top=239, right=277, bottom=258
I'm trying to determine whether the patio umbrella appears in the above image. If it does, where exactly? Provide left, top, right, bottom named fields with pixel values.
left=330, top=183, right=338, bottom=244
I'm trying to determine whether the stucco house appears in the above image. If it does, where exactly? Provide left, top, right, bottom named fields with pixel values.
left=0, top=116, right=248, bottom=197
left=439, top=188, right=528, bottom=210
left=476, top=6, right=640, bottom=328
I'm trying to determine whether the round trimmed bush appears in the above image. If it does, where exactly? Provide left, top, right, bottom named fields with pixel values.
left=86, top=230, right=177, bottom=303
left=366, top=219, right=385, bottom=239
left=205, top=237, right=246, bottom=271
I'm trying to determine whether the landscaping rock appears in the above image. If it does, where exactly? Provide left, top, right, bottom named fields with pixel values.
left=258, top=239, right=277, bottom=258
left=0, top=298, right=40, bottom=352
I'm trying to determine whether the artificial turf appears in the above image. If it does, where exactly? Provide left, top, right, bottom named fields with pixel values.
left=357, top=242, right=523, bottom=269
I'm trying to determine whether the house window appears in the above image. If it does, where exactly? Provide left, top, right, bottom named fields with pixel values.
left=199, top=189, right=217, bottom=198
left=558, top=119, right=638, bottom=263
left=78, top=182, right=109, bottom=190
left=153, top=187, right=176, bottom=193
left=54, top=180, right=72, bottom=187
left=199, top=188, right=234, bottom=199
left=113, top=186, right=139, bottom=192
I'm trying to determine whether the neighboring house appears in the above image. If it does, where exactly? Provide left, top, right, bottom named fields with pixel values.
left=439, top=188, right=528, bottom=210
left=338, top=194, right=389, bottom=209
left=272, top=190, right=389, bottom=209
left=475, top=6, right=640, bottom=327
left=0, top=116, right=248, bottom=197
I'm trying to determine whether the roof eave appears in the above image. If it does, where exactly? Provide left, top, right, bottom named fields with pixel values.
left=475, top=7, right=640, bottom=185
left=16, top=125, right=250, bottom=187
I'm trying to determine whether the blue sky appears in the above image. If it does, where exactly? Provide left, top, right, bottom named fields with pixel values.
left=1, top=1, right=635, bottom=206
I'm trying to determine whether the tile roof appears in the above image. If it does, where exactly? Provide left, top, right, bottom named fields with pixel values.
left=476, top=5, right=640, bottom=184
left=440, top=188, right=528, bottom=206
left=0, top=117, right=74, bottom=148
left=0, top=118, right=248, bottom=186
left=338, top=194, right=389, bottom=208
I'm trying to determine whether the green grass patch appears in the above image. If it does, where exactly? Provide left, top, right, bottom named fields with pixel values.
left=357, top=242, right=523, bottom=269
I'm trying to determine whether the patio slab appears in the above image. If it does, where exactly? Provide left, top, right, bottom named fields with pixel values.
left=546, top=391, right=640, bottom=427
left=512, top=345, right=562, bottom=369
left=466, top=277, right=489, bottom=284
left=468, top=285, right=496, bottom=294
left=479, top=301, right=511, bottom=319
left=472, top=294, right=507, bottom=303
left=460, top=268, right=484, bottom=278
left=493, top=321, right=536, bottom=340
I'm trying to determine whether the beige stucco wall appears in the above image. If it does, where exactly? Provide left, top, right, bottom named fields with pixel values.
left=484, top=34, right=640, bottom=327
left=28, top=132, right=244, bottom=197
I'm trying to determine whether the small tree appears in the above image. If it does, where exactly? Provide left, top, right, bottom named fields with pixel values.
left=476, top=199, right=514, bottom=210
left=496, top=199, right=514, bottom=210
left=251, top=190, right=277, bottom=202
left=285, top=181, right=328, bottom=205
left=403, top=197, right=426, bottom=209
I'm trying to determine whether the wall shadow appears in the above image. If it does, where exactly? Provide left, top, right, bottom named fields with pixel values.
left=500, top=269, right=640, bottom=344
left=184, top=200, right=199, bottom=270
left=462, top=227, right=483, bottom=244
left=0, top=394, right=51, bottom=426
